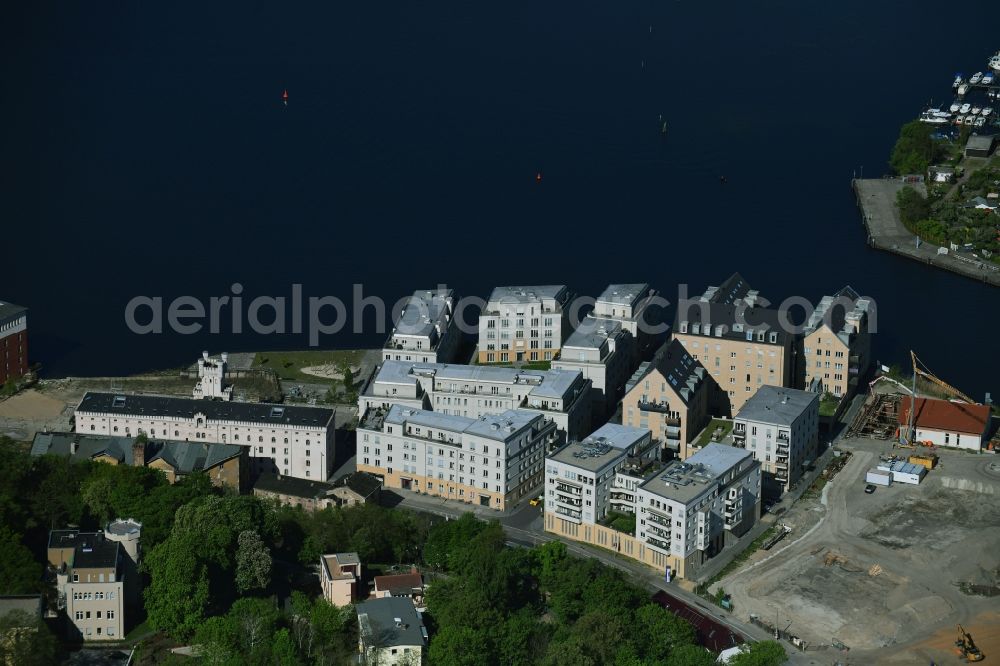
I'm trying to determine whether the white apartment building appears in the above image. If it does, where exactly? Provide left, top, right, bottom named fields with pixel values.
left=357, top=404, right=558, bottom=510
left=48, top=520, right=141, bottom=641
left=552, top=317, right=632, bottom=426
left=74, top=392, right=335, bottom=481
left=544, top=424, right=653, bottom=525
left=359, top=360, right=591, bottom=439
left=635, top=444, right=760, bottom=579
left=478, top=285, right=572, bottom=364
left=733, top=386, right=819, bottom=493
left=356, top=597, right=427, bottom=666
left=592, top=283, right=665, bottom=362
left=384, top=289, right=461, bottom=364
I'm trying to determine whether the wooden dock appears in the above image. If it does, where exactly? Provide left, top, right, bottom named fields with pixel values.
left=852, top=178, right=1000, bottom=287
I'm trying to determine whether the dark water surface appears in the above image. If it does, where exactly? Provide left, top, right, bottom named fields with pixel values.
left=2, top=1, right=997, bottom=399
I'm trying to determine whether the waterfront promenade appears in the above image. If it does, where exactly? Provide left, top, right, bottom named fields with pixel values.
left=852, top=178, right=1000, bottom=287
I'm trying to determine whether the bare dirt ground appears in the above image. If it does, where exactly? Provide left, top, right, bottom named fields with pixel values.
left=718, top=437, right=1000, bottom=663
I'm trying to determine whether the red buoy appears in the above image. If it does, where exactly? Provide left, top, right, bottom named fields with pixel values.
left=536, top=172, right=542, bottom=183
left=282, top=89, right=289, bottom=105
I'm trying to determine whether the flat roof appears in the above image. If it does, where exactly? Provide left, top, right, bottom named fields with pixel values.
left=735, top=386, right=818, bottom=425
left=486, top=285, right=567, bottom=305
left=381, top=404, right=540, bottom=442
left=562, top=316, right=622, bottom=350
left=373, top=361, right=583, bottom=401
left=392, top=289, right=454, bottom=338
left=0, top=301, right=27, bottom=323
left=0, top=595, right=43, bottom=619
left=77, top=392, right=333, bottom=428
left=966, top=134, right=996, bottom=149
left=357, top=597, right=426, bottom=648
left=596, top=284, right=649, bottom=306
left=640, top=444, right=752, bottom=504
left=549, top=424, right=649, bottom=471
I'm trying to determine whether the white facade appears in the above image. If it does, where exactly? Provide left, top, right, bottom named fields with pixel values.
left=909, top=427, right=983, bottom=451
left=635, top=445, right=760, bottom=570
left=733, top=386, right=819, bottom=493
left=192, top=351, right=233, bottom=401
left=360, top=360, right=591, bottom=439
left=552, top=316, right=633, bottom=425
left=74, top=393, right=334, bottom=481
left=593, top=283, right=664, bottom=361
left=384, top=289, right=461, bottom=364
left=358, top=405, right=557, bottom=510
left=65, top=579, right=124, bottom=641
left=544, top=424, right=652, bottom=525
left=478, top=285, right=572, bottom=363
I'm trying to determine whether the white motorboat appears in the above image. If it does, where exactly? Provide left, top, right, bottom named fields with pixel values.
left=949, top=100, right=962, bottom=113
left=960, top=103, right=972, bottom=114
left=919, top=112, right=950, bottom=124
left=964, top=115, right=976, bottom=125
left=955, top=114, right=966, bottom=125
left=975, top=116, right=986, bottom=127
left=984, top=72, right=995, bottom=85
left=970, top=72, right=983, bottom=84
left=958, top=83, right=969, bottom=96
left=971, top=106, right=981, bottom=115
left=954, top=74, right=964, bottom=87
left=983, top=107, right=993, bottom=116
left=990, top=54, right=1000, bottom=73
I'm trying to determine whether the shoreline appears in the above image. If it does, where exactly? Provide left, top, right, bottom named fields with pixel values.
left=852, top=178, right=1000, bottom=287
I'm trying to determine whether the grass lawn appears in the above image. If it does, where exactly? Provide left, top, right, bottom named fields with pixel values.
left=602, top=511, right=636, bottom=534
left=253, top=350, right=367, bottom=383
left=819, top=394, right=841, bottom=417
left=696, top=418, right=733, bottom=447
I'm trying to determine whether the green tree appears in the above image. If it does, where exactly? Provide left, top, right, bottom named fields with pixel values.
left=235, top=529, right=272, bottom=594
left=270, top=628, right=303, bottom=666
left=634, top=603, right=697, bottom=662
left=896, top=186, right=931, bottom=229
left=143, top=532, right=212, bottom=639
left=666, top=644, right=718, bottom=666
left=729, top=640, right=788, bottom=666
left=889, top=120, right=937, bottom=175
left=0, top=527, right=42, bottom=593
left=427, top=625, right=493, bottom=666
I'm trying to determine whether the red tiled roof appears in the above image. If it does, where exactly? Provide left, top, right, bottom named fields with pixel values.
left=374, top=572, right=423, bottom=592
left=897, top=398, right=991, bottom=436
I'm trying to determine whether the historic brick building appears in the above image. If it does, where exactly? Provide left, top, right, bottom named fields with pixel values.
left=0, top=301, right=28, bottom=384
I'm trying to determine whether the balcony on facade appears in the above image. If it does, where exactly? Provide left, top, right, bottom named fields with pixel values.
left=776, top=431, right=790, bottom=444
left=645, top=523, right=672, bottom=540
left=645, top=509, right=671, bottom=527
left=609, top=500, right=636, bottom=514
left=645, top=535, right=670, bottom=551
left=637, top=401, right=675, bottom=416
left=555, top=482, right=582, bottom=496
left=554, top=492, right=582, bottom=508
left=554, top=506, right=582, bottom=522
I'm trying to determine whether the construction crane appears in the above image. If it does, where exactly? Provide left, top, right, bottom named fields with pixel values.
left=902, top=351, right=975, bottom=445
left=955, top=624, right=984, bottom=662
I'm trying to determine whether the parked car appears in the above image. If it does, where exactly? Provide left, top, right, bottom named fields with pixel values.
left=529, top=495, right=543, bottom=507
left=864, top=484, right=877, bottom=494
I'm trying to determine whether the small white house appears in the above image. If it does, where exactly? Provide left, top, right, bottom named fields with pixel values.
left=898, top=398, right=991, bottom=451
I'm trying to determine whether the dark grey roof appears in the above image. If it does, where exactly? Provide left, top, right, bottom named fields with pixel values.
left=335, top=471, right=382, bottom=498
left=0, top=301, right=27, bottom=324
left=49, top=531, right=119, bottom=570
left=357, top=597, right=426, bottom=649
left=253, top=472, right=335, bottom=500
left=77, top=392, right=333, bottom=428
left=966, top=134, right=996, bottom=150
left=31, top=432, right=242, bottom=473
left=735, top=386, right=818, bottom=425
left=675, top=300, right=791, bottom=345
left=0, top=596, right=43, bottom=619
left=701, top=273, right=751, bottom=304
left=627, top=340, right=707, bottom=405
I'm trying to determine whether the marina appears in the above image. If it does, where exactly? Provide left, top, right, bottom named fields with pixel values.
left=921, top=51, right=1000, bottom=129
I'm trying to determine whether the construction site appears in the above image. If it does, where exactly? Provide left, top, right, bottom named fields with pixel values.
left=716, top=352, right=1000, bottom=664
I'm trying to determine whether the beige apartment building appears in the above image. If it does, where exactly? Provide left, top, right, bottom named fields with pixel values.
left=673, top=274, right=794, bottom=416
left=48, top=521, right=142, bottom=641
left=478, top=285, right=573, bottom=363
left=800, top=287, right=873, bottom=400
left=621, top=340, right=712, bottom=460
left=320, top=552, right=360, bottom=607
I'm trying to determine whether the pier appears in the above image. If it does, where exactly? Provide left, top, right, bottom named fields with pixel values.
left=852, top=178, right=1000, bottom=287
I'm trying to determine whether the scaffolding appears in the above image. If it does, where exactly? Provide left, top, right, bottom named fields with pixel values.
left=845, top=394, right=902, bottom=440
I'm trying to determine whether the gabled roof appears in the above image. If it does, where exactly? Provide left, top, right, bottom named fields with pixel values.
left=374, top=572, right=423, bottom=594
left=334, top=472, right=382, bottom=498
left=897, top=398, right=991, bottom=436
left=253, top=472, right=336, bottom=500
left=31, top=432, right=243, bottom=473
left=626, top=340, right=707, bottom=405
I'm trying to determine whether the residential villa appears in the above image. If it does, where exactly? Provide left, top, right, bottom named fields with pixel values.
left=356, top=597, right=428, bottom=666
left=321, top=552, right=360, bottom=607
left=373, top=569, right=426, bottom=610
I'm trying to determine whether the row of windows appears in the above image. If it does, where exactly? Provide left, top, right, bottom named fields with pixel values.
left=73, top=609, right=115, bottom=620
left=73, top=591, right=115, bottom=600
